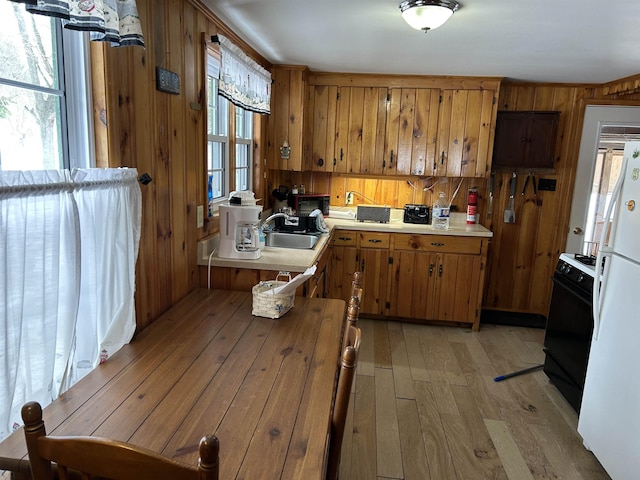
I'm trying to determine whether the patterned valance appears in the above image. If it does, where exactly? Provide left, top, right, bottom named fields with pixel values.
left=216, top=34, right=271, bottom=115
left=9, top=0, right=144, bottom=47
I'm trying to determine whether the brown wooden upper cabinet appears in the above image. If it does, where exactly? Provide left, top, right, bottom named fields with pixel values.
left=268, top=65, right=310, bottom=171
left=271, top=68, right=500, bottom=177
left=492, top=111, right=560, bottom=170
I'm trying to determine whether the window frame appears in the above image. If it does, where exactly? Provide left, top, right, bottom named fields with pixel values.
left=0, top=10, right=93, bottom=171
left=205, top=41, right=255, bottom=215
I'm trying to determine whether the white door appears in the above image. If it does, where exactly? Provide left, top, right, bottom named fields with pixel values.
left=566, top=105, right=640, bottom=254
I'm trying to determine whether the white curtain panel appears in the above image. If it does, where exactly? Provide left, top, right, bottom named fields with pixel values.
left=10, top=0, right=145, bottom=47
left=217, top=34, right=271, bottom=115
left=0, top=168, right=141, bottom=442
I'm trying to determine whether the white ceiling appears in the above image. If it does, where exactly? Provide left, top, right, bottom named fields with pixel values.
left=203, top=0, right=640, bottom=84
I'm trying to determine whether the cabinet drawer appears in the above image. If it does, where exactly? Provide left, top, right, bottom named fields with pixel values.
left=331, top=231, right=357, bottom=247
left=359, top=232, right=390, bottom=249
left=393, top=234, right=482, bottom=254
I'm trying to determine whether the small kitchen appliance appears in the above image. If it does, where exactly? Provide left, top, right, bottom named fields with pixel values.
left=356, top=205, right=390, bottom=223
left=219, top=191, right=262, bottom=260
left=288, top=193, right=330, bottom=217
left=403, top=204, right=430, bottom=224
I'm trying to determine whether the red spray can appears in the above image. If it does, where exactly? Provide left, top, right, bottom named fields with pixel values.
left=467, top=188, right=478, bottom=224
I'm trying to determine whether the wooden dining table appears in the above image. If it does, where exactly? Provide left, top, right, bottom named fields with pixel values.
left=0, top=288, right=345, bottom=479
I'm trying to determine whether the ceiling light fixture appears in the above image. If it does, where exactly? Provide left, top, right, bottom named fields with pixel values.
left=399, top=0, right=460, bottom=33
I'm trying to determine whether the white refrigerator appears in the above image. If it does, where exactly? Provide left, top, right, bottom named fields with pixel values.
left=578, top=141, right=640, bottom=479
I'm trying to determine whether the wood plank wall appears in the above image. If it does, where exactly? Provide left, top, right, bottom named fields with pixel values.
left=96, top=0, right=269, bottom=330
left=97, top=0, right=640, bottom=328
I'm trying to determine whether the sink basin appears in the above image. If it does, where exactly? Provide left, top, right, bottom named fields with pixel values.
left=265, top=231, right=319, bottom=249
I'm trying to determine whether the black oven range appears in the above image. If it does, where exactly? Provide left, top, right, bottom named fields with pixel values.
left=543, top=253, right=597, bottom=412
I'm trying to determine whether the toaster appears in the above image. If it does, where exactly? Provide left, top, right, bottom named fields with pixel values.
left=403, top=204, right=430, bottom=224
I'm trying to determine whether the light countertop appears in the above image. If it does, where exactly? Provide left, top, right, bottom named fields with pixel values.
left=198, top=209, right=493, bottom=272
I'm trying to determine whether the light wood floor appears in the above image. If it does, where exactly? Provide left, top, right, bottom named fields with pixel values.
left=338, top=319, right=611, bottom=480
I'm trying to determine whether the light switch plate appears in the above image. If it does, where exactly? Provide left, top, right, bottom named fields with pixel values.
left=197, top=205, right=204, bottom=228
left=156, top=67, right=180, bottom=95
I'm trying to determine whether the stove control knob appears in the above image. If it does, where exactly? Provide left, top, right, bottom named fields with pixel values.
left=577, top=273, right=585, bottom=283
left=564, top=265, right=571, bottom=274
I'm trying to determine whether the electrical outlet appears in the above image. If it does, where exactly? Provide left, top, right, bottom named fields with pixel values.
left=346, top=192, right=354, bottom=205
left=197, top=205, right=204, bottom=228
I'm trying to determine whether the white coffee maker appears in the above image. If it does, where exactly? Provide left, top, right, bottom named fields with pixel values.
left=218, top=191, right=263, bottom=260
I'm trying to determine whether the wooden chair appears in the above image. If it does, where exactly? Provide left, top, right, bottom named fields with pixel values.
left=350, top=271, right=363, bottom=305
left=327, top=324, right=361, bottom=480
left=21, top=401, right=219, bottom=480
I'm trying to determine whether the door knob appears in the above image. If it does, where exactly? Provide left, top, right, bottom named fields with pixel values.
left=573, top=227, right=583, bottom=235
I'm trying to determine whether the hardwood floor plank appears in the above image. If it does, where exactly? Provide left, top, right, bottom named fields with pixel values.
left=440, top=412, right=508, bottom=480
left=529, top=424, right=586, bottom=480
left=396, top=398, right=431, bottom=480
left=414, top=380, right=457, bottom=480
left=375, top=367, right=403, bottom=478
left=358, top=318, right=375, bottom=377
left=350, top=375, right=377, bottom=480
left=419, top=326, right=467, bottom=386
left=388, top=321, right=415, bottom=399
left=450, top=385, right=507, bottom=478
left=485, top=419, right=535, bottom=480
left=338, top=390, right=356, bottom=480
left=402, top=323, right=429, bottom=382
left=373, top=320, right=392, bottom=368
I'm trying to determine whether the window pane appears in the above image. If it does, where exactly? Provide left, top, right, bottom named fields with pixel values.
left=0, top=83, right=64, bottom=170
left=236, top=144, right=248, bottom=168
left=236, top=168, right=248, bottom=191
left=0, top=4, right=59, bottom=90
left=235, top=107, right=252, bottom=140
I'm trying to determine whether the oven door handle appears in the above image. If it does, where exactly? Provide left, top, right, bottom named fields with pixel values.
left=552, top=276, right=592, bottom=306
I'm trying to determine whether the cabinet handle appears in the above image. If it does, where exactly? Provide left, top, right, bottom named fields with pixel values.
left=317, top=157, right=324, bottom=167
left=429, top=264, right=434, bottom=277
left=390, top=150, right=394, bottom=164
left=431, top=242, right=445, bottom=247
left=338, top=236, right=353, bottom=241
left=440, top=151, right=445, bottom=164
left=333, top=158, right=337, bottom=166
left=368, top=239, right=382, bottom=243
left=340, top=148, right=344, bottom=162
left=439, top=264, right=443, bottom=278
left=361, top=259, right=365, bottom=271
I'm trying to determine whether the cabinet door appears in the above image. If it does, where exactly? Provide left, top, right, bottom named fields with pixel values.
left=385, top=88, right=440, bottom=177
left=492, top=111, right=559, bottom=170
left=437, top=89, right=497, bottom=178
left=390, top=250, right=437, bottom=320
left=359, top=87, right=388, bottom=175
left=309, top=84, right=338, bottom=172
left=359, top=248, right=390, bottom=316
left=434, top=253, right=482, bottom=324
left=269, top=66, right=307, bottom=171
left=333, top=87, right=389, bottom=174
left=526, top=112, right=559, bottom=169
left=328, top=244, right=359, bottom=300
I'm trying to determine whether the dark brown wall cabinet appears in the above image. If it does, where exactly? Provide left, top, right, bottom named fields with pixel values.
left=492, top=111, right=560, bottom=169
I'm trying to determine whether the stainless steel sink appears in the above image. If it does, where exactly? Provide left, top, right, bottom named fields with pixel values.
left=265, top=231, right=319, bottom=249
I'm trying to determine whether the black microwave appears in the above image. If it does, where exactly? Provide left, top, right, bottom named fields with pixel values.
left=289, top=194, right=330, bottom=216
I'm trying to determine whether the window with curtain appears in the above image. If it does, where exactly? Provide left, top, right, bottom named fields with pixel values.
left=0, top=0, right=144, bottom=444
left=206, top=44, right=255, bottom=215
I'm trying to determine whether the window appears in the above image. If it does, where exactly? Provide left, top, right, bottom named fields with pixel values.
left=206, top=49, right=254, bottom=215
left=0, top=3, right=93, bottom=171
left=235, top=106, right=253, bottom=191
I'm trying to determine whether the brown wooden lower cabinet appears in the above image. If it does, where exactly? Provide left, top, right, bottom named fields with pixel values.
left=328, top=230, right=488, bottom=330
